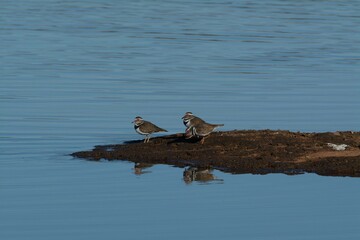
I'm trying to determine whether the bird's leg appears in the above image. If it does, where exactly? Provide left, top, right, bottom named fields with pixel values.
left=185, top=127, right=194, bottom=139
left=144, top=135, right=151, bottom=143
left=200, top=135, right=209, bottom=144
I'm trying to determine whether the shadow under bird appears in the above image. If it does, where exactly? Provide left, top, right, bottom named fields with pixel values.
left=132, top=116, right=167, bottom=143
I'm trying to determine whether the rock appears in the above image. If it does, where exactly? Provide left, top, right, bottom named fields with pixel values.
left=327, top=143, right=348, bottom=151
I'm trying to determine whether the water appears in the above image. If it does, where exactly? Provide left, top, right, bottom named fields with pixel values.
left=1, top=0, right=360, bottom=239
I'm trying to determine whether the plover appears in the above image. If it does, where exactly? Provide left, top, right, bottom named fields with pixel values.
left=132, top=116, right=167, bottom=143
left=181, top=112, right=205, bottom=128
left=188, top=122, right=224, bottom=144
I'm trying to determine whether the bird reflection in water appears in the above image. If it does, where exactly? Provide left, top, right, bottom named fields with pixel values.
left=183, top=167, right=223, bottom=184
left=133, top=163, right=154, bottom=175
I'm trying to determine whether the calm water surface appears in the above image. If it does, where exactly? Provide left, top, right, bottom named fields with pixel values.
left=1, top=0, right=360, bottom=239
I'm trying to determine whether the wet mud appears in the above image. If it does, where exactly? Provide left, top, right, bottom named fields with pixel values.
left=71, top=130, right=360, bottom=177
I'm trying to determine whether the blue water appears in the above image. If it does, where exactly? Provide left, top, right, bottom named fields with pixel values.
left=1, top=0, right=360, bottom=239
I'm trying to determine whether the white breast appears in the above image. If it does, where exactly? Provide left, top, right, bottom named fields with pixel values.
left=183, top=119, right=191, bottom=127
left=135, top=126, right=147, bottom=135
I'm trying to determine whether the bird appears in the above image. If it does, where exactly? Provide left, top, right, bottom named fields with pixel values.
left=181, top=112, right=205, bottom=128
left=132, top=116, right=167, bottom=143
left=188, top=122, right=224, bottom=144
left=182, top=112, right=207, bottom=139
left=182, top=112, right=223, bottom=142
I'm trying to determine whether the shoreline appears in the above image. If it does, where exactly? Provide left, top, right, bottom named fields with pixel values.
left=71, top=130, right=360, bottom=177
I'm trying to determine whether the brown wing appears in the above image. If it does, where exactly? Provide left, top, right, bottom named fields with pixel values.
left=194, top=122, right=223, bottom=136
left=192, top=116, right=206, bottom=125
left=142, top=121, right=167, bottom=133
left=193, top=123, right=216, bottom=136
